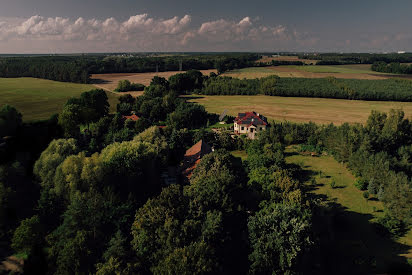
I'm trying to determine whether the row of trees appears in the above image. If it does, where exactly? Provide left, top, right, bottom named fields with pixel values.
left=371, top=61, right=412, bottom=74
left=299, top=53, right=412, bottom=64
left=0, top=54, right=260, bottom=83
left=199, top=75, right=412, bottom=101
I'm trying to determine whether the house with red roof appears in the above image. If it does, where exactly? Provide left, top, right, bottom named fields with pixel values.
left=122, top=114, right=140, bottom=121
left=181, top=140, right=213, bottom=179
left=234, top=111, right=268, bottom=139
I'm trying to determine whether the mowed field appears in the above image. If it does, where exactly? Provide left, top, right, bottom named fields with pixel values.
left=0, top=78, right=119, bottom=121
left=222, top=65, right=396, bottom=80
left=91, top=69, right=217, bottom=91
left=185, top=95, right=412, bottom=125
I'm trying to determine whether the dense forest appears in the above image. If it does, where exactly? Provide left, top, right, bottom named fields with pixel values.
left=299, top=53, right=412, bottom=65
left=199, top=74, right=412, bottom=101
left=0, top=54, right=259, bottom=83
left=1, top=72, right=411, bottom=273
left=371, top=61, right=412, bottom=74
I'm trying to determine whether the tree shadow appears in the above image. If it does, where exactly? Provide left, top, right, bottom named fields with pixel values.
left=306, top=189, right=412, bottom=274
left=182, top=96, right=205, bottom=101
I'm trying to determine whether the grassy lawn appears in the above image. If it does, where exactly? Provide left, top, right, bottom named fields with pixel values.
left=222, top=67, right=278, bottom=79
left=0, top=78, right=119, bottom=121
left=185, top=94, right=412, bottom=125
left=285, top=146, right=412, bottom=273
left=231, top=150, right=248, bottom=160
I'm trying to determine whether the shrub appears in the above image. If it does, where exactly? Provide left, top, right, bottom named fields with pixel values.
left=377, top=214, right=407, bottom=237
left=363, top=191, right=369, bottom=199
left=354, top=178, right=368, bottom=190
left=330, top=180, right=337, bottom=189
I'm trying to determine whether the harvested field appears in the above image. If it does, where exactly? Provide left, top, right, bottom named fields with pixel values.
left=185, top=94, right=412, bottom=125
left=223, top=65, right=396, bottom=80
left=91, top=69, right=217, bottom=92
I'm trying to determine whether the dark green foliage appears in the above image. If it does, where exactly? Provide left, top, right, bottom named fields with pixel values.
left=169, top=70, right=204, bottom=93
left=0, top=54, right=259, bottom=83
left=372, top=61, right=412, bottom=74
left=299, top=52, right=412, bottom=64
left=0, top=105, right=22, bottom=137
left=115, top=80, right=145, bottom=92
left=377, top=214, right=407, bottom=237
left=200, top=75, right=412, bottom=101
left=11, top=215, right=43, bottom=255
left=166, top=102, right=208, bottom=130
left=248, top=203, right=312, bottom=275
left=354, top=178, right=368, bottom=190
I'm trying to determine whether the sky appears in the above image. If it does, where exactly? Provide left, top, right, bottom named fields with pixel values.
left=0, top=0, right=412, bottom=53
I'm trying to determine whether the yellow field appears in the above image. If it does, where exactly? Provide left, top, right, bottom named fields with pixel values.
left=185, top=95, right=412, bottom=125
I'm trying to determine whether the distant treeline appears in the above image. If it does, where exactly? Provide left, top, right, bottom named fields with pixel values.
left=199, top=75, right=412, bottom=101
left=371, top=61, right=412, bottom=74
left=299, top=53, right=412, bottom=65
left=0, top=54, right=259, bottom=83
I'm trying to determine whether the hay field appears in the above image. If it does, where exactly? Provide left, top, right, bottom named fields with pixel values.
left=223, top=66, right=390, bottom=80
left=0, top=78, right=118, bottom=121
left=185, top=94, right=412, bottom=125
left=91, top=69, right=217, bottom=91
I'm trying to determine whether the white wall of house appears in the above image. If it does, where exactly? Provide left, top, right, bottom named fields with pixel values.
left=234, top=123, right=267, bottom=134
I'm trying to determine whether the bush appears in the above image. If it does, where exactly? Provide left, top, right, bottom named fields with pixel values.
left=115, top=80, right=145, bottom=92
left=354, top=178, right=368, bottom=190
left=329, top=180, right=337, bottom=189
left=377, top=214, right=407, bottom=237
left=363, top=191, right=369, bottom=199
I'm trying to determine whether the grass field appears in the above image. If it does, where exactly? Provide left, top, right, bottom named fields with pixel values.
left=185, top=95, right=412, bottom=125
left=285, top=146, right=412, bottom=272
left=0, top=78, right=119, bottom=121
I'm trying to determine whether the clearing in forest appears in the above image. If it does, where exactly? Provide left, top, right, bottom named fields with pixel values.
left=285, top=146, right=412, bottom=273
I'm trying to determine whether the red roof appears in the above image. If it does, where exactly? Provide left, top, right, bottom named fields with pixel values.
left=235, top=111, right=268, bottom=126
left=181, top=140, right=212, bottom=179
left=123, top=114, right=140, bottom=121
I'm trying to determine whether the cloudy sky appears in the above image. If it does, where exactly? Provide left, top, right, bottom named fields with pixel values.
left=0, top=0, right=411, bottom=53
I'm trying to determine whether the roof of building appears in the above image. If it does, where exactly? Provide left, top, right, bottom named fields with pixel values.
left=235, top=111, right=268, bottom=126
left=181, top=140, right=213, bottom=179
left=123, top=114, right=140, bottom=121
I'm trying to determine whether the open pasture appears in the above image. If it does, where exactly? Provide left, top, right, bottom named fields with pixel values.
left=91, top=69, right=217, bottom=91
left=0, top=78, right=118, bottom=121
left=185, top=94, right=412, bottom=125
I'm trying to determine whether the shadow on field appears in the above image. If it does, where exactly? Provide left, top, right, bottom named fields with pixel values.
left=90, top=78, right=111, bottom=84
left=306, top=189, right=411, bottom=275
left=182, top=96, right=205, bottom=101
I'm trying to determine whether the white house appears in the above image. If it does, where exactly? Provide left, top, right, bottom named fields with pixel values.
left=234, top=111, right=268, bottom=139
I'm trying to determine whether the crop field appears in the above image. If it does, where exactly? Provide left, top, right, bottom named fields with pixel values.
left=185, top=95, right=412, bottom=125
left=223, top=65, right=393, bottom=80
left=285, top=146, right=412, bottom=272
left=0, top=78, right=119, bottom=121
left=91, top=69, right=217, bottom=91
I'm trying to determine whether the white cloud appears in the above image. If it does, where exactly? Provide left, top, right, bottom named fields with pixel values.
left=0, top=14, right=313, bottom=52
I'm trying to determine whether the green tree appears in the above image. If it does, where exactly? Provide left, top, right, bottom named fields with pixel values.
left=11, top=215, right=43, bottom=255
left=0, top=105, right=22, bottom=137
left=248, top=203, right=312, bottom=274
